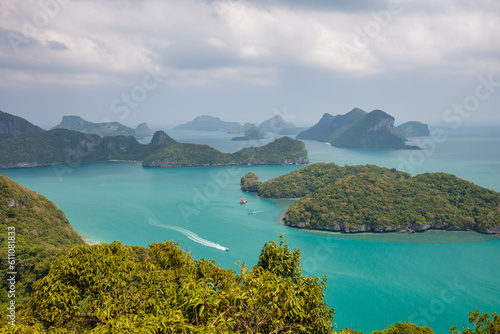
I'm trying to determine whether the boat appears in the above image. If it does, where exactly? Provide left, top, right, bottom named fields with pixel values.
left=240, top=198, right=247, bottom=204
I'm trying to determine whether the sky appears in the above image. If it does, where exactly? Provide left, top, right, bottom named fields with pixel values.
left=1, top=0, right=499, bottom=129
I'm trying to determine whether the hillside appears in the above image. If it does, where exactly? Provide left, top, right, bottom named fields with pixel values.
left=0, top=112, right=307, bottom=169
left=396, top=121, right=430, bottom=137
left=0, top=127, right=177, bottom=169
left=296, top=108, right=366, bottom=142
left=52, top=116, right=153, bottom=139
left=0, top=110, right=44, bottom=138
left=241, top=163, right=500, bottom=234
left=331, top=110, right=418, bottom=149
left=175, top=115, right=241, bottom=131
left=143, top=136, right=309, bottom=167
left=297, top=108, right=419, bottom=149
left=0, top=174, right=85, bottom=310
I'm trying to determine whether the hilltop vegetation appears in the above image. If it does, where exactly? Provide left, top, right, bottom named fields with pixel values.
left=241, top=163, right=500, bottom=234
left=143, top=136, right=309, bottom=167
left=0, top=174, right=85, bottom=311
left=3, top=236, right=336, bottom=333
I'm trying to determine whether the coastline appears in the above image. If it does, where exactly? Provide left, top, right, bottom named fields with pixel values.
left=79, top=233, right=99, bottom=246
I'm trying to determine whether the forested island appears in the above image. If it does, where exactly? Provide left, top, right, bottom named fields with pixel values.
left=143, top=136, right=308, bottom=167
left=0, top=111, right=308, bottom=169
left=241, top=163, right=500, bottom=234
left=1, top=172, right=498, bottom=333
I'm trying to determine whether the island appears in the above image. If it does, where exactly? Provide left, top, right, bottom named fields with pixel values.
left=143, top=136, right=309, bottom=167
left=396, top=121, right=430, bottom=137
left=241, top=163, right=500, bottom=234
left=297, top=108, right=420, bottom=149
left=0, top=111, right=308, bottom=169
left=53, top=115, right=154, bottom=139
left=174, top=115, right=241, bottom=131
left=232, top=115, right=302, bottom=141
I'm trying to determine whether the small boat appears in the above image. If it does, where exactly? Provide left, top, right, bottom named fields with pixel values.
left=240, top=198, right=247, bottom=204
left=248, top=211, right=254, bottom=215
left=223, top=247, right=229, bottom=251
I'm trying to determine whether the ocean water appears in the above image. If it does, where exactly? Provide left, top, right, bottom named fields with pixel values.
left=1, top=126, right=499, bottom=334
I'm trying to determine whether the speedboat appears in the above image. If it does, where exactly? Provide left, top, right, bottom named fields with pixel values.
left=240, top=198, right=247, bottom=204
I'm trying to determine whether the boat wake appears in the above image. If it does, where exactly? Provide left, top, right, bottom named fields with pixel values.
left=141, top=209, right=228, bottom=251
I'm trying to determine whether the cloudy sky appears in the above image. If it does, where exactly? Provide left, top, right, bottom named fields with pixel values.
left=1, top=0, right=499, bottom=129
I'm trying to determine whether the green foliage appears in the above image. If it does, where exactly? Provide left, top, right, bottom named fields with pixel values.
left=283, top=170, right=500, bottom=233
left=372, top=322, right=435, bottom=334
left=240, top=172, right=261, bottom=192
left=449, top=309, right=500, bottom=334
left=0, top=127, right=177, bottom=168
left=14, top=237, right=334, bottom=333
left=257, top=163, right=409, bottom=198
left=0, top=174, right=85, bottom=312
left=144, top=136, right=309, bottom=167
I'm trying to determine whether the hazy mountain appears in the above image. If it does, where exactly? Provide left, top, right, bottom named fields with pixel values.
left=227, top=122, right=257, bottom=134
left=231, top=115, right=300, bottom=141
left=297, top=108, right=419, bottom=149
left=296, top=108, right=367, bottom=142
left=52, top=116, right=152, bottom=139
left=396, top=121, right=430, bottom=137
left=174, top=115, right=241, bottom=131
left=0, top=110, right=44, bottom=137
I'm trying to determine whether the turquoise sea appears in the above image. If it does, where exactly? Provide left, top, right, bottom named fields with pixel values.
left=2, top=126, right=499, bottom=333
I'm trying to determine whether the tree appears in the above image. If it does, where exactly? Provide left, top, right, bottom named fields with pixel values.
left=4, top=237, right=335, bottom=333
left=449, top=309, right=500, bottom=334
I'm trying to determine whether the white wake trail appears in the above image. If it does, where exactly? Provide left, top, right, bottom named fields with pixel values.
left=141, top=209, right=228, bottom=251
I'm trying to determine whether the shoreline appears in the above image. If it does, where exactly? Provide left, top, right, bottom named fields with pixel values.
left=79, top=234, right=99, bottom=246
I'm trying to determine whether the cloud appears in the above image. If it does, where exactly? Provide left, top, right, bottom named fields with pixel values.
left=0, top=0, right=499, bottom=89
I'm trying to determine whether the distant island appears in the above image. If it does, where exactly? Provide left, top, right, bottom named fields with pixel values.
left=241, top=163, right=500, bottom=234
left=232, top=115, right=303, bottom=141
left=143, top=136, right=309, bottom=167
left=53, top=115, right=154, bottom=139
left=396, top=121, right=430, bottom=137
left=0, top=111, right=308, bottom=169
left=226, top=122, right=256, bottom=134
left=174, top=115, right=240, bottom=131
left=297, top=108, right=421, bottom=149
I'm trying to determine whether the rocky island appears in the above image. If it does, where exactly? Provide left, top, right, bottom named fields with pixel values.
left=297, top=108, right=420, bottom=149
left=241, top=163, right=500, bottom=234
